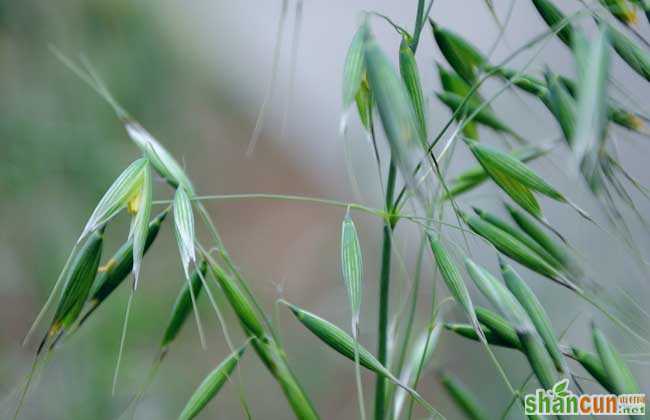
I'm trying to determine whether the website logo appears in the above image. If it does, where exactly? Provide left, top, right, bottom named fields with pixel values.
left=524, top=379, right=646, bottom=416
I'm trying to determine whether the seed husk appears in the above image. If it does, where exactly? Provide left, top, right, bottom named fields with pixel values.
left=124, top=119, right=194, bottom=193
left=607, top=21, right=650, bottom=82
left=544, top=70, right=577, bottom=144
left=178, top=344, right=247, bottom=420
left=340, top=212, right=363, bottom=327
left=364, top=28, right=427, bottom=203
left=399, top=36, right=427, bottom=141
left=444, top=323, right=521, bottom=349
left=600, top=0, right=638, bottom=25
left=491, top=66, right=548, bottom=97
left=430, top=20, right=486, bottom=85
left=500, top=260, right=567, bottom=372
left=473, top=207, right=563, bottom=271
left=475, top=307, right=523, bottom=350
left=440, top=372, right=489, bottom=420
left=505, top=204, right=579, bottom=277
left=570, top=346, right=614, bottom=393
left=287, top=303, right=440, bottom=417
left=437, top=62, right=480, bottom=139
left=518, top=329, right=560, bottom=389
left=288, top=303, right=389, bottom=375
left=355, top=77, right=373, bottom=132
left=160, top=261, right=208, bottom=355
left=461, top=211, right=574, bottom=289
left=573, top=28, right=610, bottom=188
left=465, top=259, right=532, bottom=331
left=392, top=325, right=442, bottom=419
left=342, top=25, right=367, bottom=110
left=81, top=158, right=148, bottom=239
left=494, top=66, right=644, bottom=134
left=428, top=234, right=484, bottom=341
left=40, top=229, right=104, bottom=353
left=436, top=91, right=517, bottom=136
left=468, top=141, right=566, bottom=203
left=530, top=0, right=575, bottom=48
left=445, top=145, right=550, bottom=199
left=592, top=323, right=640, bottom=394
left=173, top=186, right=197, bottom=279
left=208, top=262, right=265, bottom=339
left=81, top=210, right=168, bottom=325
left=129, top=160, right=152, bottom=288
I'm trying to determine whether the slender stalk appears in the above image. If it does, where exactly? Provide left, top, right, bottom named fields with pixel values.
left=374, top=160, right=397, bottom=420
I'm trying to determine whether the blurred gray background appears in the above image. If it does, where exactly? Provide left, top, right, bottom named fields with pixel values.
left=1, top=0, right=649, bottom=419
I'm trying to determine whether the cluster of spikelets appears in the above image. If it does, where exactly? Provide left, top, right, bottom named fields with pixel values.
left=13, top=0, right=650, bottom=419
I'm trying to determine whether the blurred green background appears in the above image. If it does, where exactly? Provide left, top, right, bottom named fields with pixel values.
left=1, top=1, right=649, bottom=419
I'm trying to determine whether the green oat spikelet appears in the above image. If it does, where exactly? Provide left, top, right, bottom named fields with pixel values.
left=39, top=229, right=104, bottom=353
left=430, top=20, right=487, bottom=85
left=160, top=262, right=207, bottom=357
left=500, top=259, right=567, bottom=372
left=592, top=323, right=640, bottom=395
left=340, top=211, right=363, bottom=329
left=178, top=344, right=247, bottom=420
left=81, top=158, right=148, bottom=240
left=80, top=210, right=168, bottom=326
left=441, top=373, right=489, bottom=420
left=428, top=234, right=485, bottom=342
left=173, top=186, right=197, bottom=280
left=530, top=0, right=575, bottom=48
left=399, top=36, right=427, bottom=141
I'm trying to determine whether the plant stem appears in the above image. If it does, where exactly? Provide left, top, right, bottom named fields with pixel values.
left=374, top=160, right=397, bottom=420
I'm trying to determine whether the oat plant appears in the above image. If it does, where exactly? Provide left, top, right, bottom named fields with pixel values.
left=11, top=0, right=650, bottom=419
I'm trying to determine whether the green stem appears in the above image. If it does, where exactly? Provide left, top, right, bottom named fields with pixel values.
left=374, top=161, right=397, bottom=420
